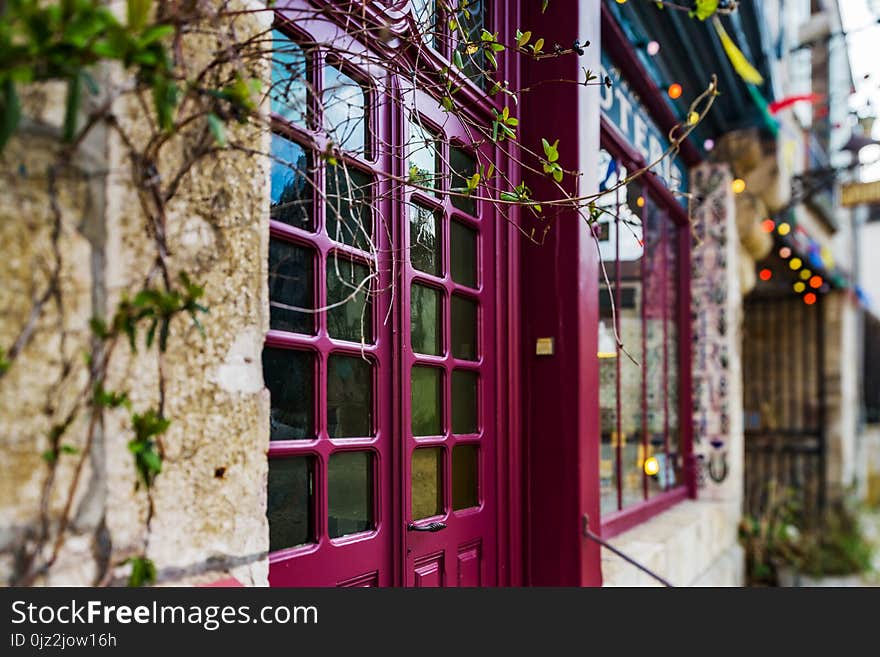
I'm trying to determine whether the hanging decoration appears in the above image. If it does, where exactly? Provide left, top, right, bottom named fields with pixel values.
left=712, top=16, right=763, bottom=85
left=768, top=93, right=823, bottom=115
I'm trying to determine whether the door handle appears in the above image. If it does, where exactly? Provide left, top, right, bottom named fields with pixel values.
left=407, top=521, right=447, bottom=532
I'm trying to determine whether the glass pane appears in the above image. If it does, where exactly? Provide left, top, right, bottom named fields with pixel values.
left=452, top=370, right=478, bottom=434
left=412, top=447, right=442, bottom=520
left=407, top=117, right=439, bottom=195
left=596, top=151, right=647, bottom=513
left=451, top=294, right=478, bottom=360
left=269, top=239, right=314, bottom=334
left=326, top=166, right=372, bottom=249
left=328, top=354, right=373, bottom=438
left=270, top=31, right=308, bottom=125
left=267, top=457, right=313, bottom=551
left=328, top=451, right=373, bottom=538
left=411, top=366, right=442, bottom=436
left=451, top=220, right=477, bottom=288
left=410, top=284, right=442, bottom=355
left=270, top=133, right=313, bottom=230
left=644, top=200, right=667, bottom=500
left=263, top=347, right=314, bottom=440
left=323, top=65, right=368, bottom=154
left=450, top=146, right=477, bottom=215
left=457, top=0, right=486, bottom=85
left=412, top=0, right=438, bottom=48
left=665, top=221, right=682, bottom=491
left=452, top=445, right=478, bottom=510
left=327, top=257, right=373, bottom=343
left=410, top=203, right=441, bottom=275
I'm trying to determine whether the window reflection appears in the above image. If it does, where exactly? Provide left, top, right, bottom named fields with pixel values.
left=326, top=257, right=373, bottom=343
left=328, top=451, right=373, bottom=538
left=326, top=166, right=372, bottom=249
left=327, top=354, right=373, bottom=438
left=269, top=239, right=314, bottom=335
left=270, top=134, right=312, bottom=230
left=323, top=65, right=368, bottom=154
left=270, top=31, right=308, bottom=126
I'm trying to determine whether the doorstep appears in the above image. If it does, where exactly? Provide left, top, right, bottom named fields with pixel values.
left=601, top=499, right=743, bottom=587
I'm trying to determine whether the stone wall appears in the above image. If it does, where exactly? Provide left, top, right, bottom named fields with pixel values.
left=0, top=2, right=272, bottom=586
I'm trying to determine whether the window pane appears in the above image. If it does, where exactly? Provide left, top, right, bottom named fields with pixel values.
left=410, top=203, right=441, bottom=275
left=407, top=118, right=439, bottom=195
left=327, top=354, right=373, bottom=438
left=412, top=0, right=438, bottom=48
left=269, top=239, right=314, bottom=334
left=323, top=65, right=368, bottom=154
left=328, top=451, right=373, bottom=538
left=451, top=294, right=478, bottom=360
left=270, top=133, right=313, bottom=230
left=644, top=201, right=667, bottom=500
left=411, top=366, right=442, bottom=436
left=457, top=0, right=486, bottom=85
left=326, top=166, right=372, bottom=249
left=263, top=348, right=314, bottom=440
left=452, top=370, right=478, bottom=434
left=412, top=447, right=442, bottom=520
left=665, top=222, right=682, bottom=491
left=450, top=146, right=477, bottom=215
left=452, top=445, right=478, bottom=510
left=327, top=257, right=373, bottom=343
left=268, top=457, right=313, bottom=551
left=410, top=284, right=442, bottom=355
left=451, top=220, right=477, bottom=288
left=270, top=31, right=308, bottom=125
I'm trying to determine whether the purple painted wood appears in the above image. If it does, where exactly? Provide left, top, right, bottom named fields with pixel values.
left=266, top=0, right=519, bottom=587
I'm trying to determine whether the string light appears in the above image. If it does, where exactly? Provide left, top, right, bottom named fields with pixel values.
left=668, top=83, right=683, bottom=99
left=647, top=40, right=661, bottom=56
left=644, top=456, right=660, bottom=476
left=794, top=282, right=806, bottom=293
left=779, top=247, right=792, bottom=259
left=732, top=178, right=746, bottom=194
left=789, top=258, right=802, bottom=270
left=688, top=111, right=700, bottom=125
left=804, top=293, right=817, bottom=305
left=810, top=275, right=823, bottom=289
left=761, top=219, right=776, bottom=233
left=777, top=222, right=791, bottom=236
left=759, top=268, right=772, bottom=281
left=704, top=139, right=715, bottom=151
left=800, top=269, right=812, bottom=281
left=637, top=196, right=645, bottom=208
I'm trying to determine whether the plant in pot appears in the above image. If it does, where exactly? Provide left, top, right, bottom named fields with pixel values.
left=738, top=483, right=806, bottom=586
left=776, top=496, right=875, bottom=587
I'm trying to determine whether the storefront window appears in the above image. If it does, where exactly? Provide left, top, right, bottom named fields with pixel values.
left=597, top=146, right=685, bottom=516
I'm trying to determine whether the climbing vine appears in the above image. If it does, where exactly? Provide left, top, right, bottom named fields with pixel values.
left=0, top=0, right=720, bottom=586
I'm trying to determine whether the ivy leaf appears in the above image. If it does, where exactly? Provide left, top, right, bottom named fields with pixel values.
left=207, top=112, right=226, bottom=146
left=127, top=556, right=156, bottom=587
left=127, top=0, right=152, bottom=31
left=453, top=49, right=464, bottom=70
left=0, top=80, right=21, bottom=153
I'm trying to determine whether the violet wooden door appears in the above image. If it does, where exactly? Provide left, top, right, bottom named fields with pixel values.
left=266, top=3, right=498, bottom=588
left=401, top=86, right=497, bottom=587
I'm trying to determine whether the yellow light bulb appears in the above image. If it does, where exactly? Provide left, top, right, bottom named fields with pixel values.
left=732, top=179, right=746, bottom=194
left=800, top=269, right=812, bottom=281
left=778, top=222, right=791, bottom=236
left=644, top=456, right=660, bottom=476
left=794, top=282, right=806, bottom=293
left=636, top=196, right=645, bottom=208
left=789, top=258, right=802, bottom=270
left=688, top=112, right=700, bottom=125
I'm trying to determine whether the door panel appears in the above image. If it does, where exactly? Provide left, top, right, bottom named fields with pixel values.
left=402, top=85, right=497, bottom=587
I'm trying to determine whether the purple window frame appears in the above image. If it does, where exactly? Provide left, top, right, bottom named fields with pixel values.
left=598, top=116, right=695, bottom=540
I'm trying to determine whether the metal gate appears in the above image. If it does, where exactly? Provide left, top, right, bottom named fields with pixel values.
left=742, top=295, right=826, bottom=524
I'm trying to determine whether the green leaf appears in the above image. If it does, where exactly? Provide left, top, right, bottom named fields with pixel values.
left=499, top=192, right=518, bottom=202
left=126, top=556, right=156, bottom=587
left=41, top=450, right=58, bottom=463
left=453, top=49, right=464, bottom=70
left=533, top=38, right=545, bottom=54
left=517, top=30, right=532, bottom=48
left=485, top=50, right=497, bottom=70
left=60, top=444, right=80, bottom=455
left=138, top=24, right=174, bottom=46
left=63, top=73, right=81, bottom=143
left=0, top=80, right=21, bottom=153
left=207, top=112, right=226, bottom=146
left=541, top=0, right=549, bottom=13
